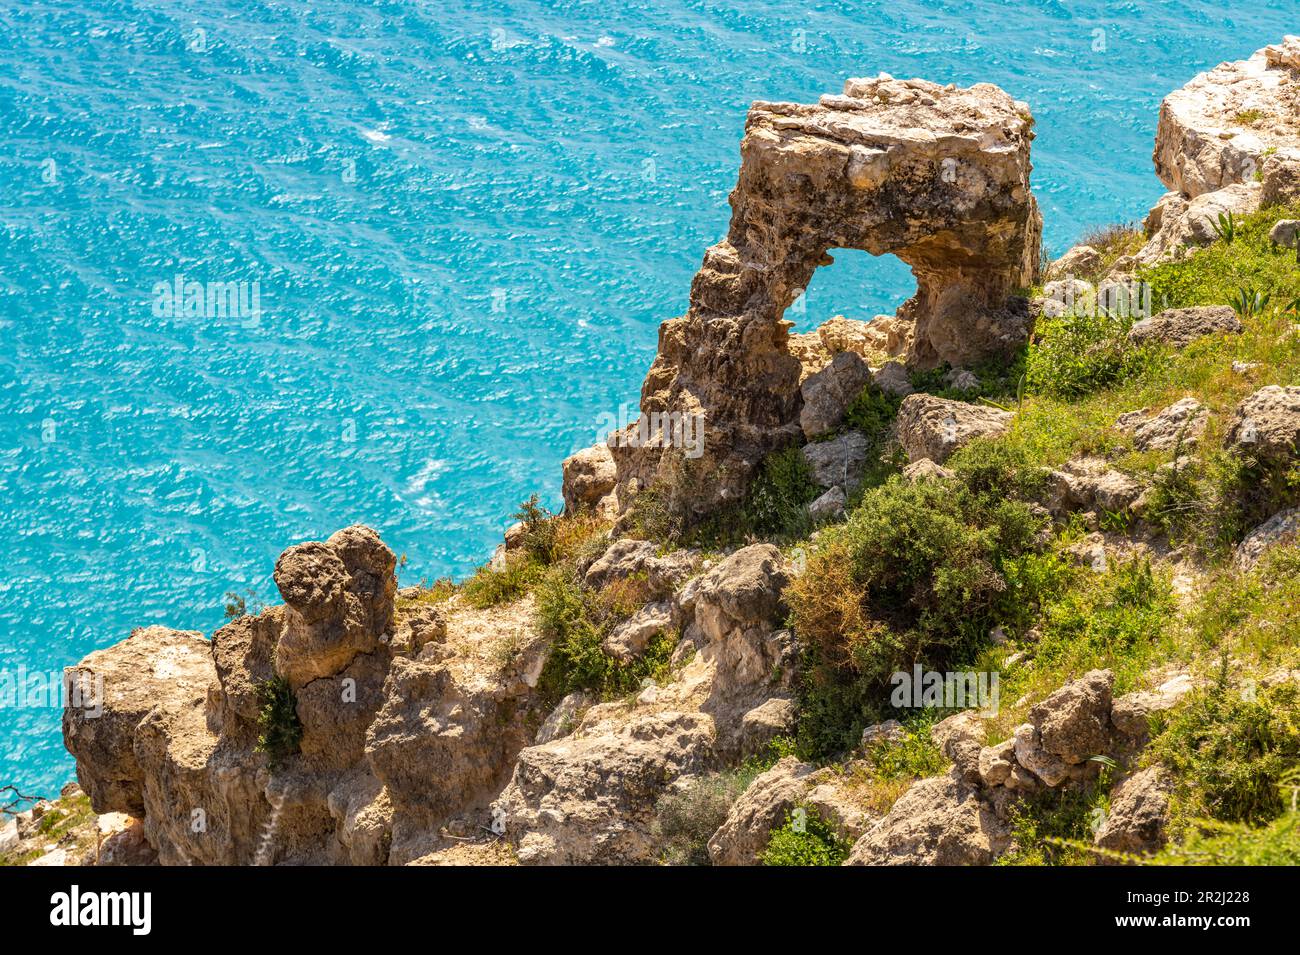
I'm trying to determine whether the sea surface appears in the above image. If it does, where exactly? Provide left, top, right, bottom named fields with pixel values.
left=1, top=0, right=1295, bottom=794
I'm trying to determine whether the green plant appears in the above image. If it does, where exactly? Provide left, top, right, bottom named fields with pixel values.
left=534, top=566, right=675, bottom=706
left=223, top=589, right=262, bottom=621
left=998, top=763, right=1114, bottom=865
left=1210, top=211, right=1238, bottom=243
left=1147, top=683, right=1300, bottom=829
left=652, top=769, right=756, bottom=865
left=255, top=676, right=302, bottom=768
left=787, top=473, right=1044, bottom=759
left=762, top=807, right=852, bottom=866
left=1229, top=285, right=1270, bottom=319
left=1026, top=308, right=1159, bottom=400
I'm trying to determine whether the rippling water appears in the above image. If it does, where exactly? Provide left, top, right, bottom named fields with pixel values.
left=0, top=0, right=1294, bottom=793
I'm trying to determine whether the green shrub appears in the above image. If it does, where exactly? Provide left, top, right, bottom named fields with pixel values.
left=787, top=473, right=1044, bottom=759
left=1149, top=805, right=1300, bottom=865
left=461, top=553, right=543, bottom=608
left=534, top=567, right=675, bottom=706
left=1026, top=308, right=1161, bottom=400
left=1147, top=682, right=1300, bottom=829
left=998, top=762, right=1113, bottom=866
left=741, top=444, right=821, bottom=541
left=652, top=772, right=751, bottom=866
left=762, top=807, right=851, bottom=866
left=860, top=711, right=949, bottom=782
left=255, top=676, right=302, bottom=768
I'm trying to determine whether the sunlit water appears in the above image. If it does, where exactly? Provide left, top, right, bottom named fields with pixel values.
left=1, top=0, right=1294, bottom=793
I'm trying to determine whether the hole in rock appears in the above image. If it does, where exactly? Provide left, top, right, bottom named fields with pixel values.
left=786, top=248, right=916, bottom=333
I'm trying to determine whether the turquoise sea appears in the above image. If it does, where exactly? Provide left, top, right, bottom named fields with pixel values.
left=1, top=0, right=1296, bottom=794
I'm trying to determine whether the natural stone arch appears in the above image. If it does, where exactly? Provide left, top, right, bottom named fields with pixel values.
left=611, top=74, right=1042, bottom=514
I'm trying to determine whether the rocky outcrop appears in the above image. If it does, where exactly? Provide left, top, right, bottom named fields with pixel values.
left=845, top=772, right=1009, bottom=866
left=1094, top=767, right=1173, bottom=858
left=1128, top=305, right=1241, bottom=348
left=1235, top=507, right=1300, bottom=571
left=1225, top=385, right=1300, bottom=465
left=1137, top=38, right=1300, bottom=265
left=802, top=431, right=870, bottom=492
left=1154, top=37, right=1300, bottom=199
left=610, top=73, right=1040, bottom=514
left=1047, top=457, right=1143, bottom=518
left=63, top=525, right=557, bottom=866
left=561, top=443, right=618, bottom=517
left=707, top=756, right=818, bottom=865
left=894, top=394, right=1013, bottom=464
left=800, top=352, right=873, bottom=438
left=1115, top=398, right=1209, bottom=452
left=488, top=544, right=796, bottom=864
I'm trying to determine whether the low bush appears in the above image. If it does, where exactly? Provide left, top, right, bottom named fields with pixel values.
left=761, top=807, right=852, bottom=866
left=255, top=676, right=302, bottom=768
left=1146, top=682, right=1300, bottom=829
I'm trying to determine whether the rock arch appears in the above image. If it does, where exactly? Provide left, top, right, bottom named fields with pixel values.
left=612, top=74, right=1042, bottom=513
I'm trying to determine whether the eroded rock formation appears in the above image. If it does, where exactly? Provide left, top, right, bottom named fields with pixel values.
left=608, top=73, right=1041, bottom=513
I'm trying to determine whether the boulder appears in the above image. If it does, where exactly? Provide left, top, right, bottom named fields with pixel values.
left=1133, top=183, right=1261, bottom=265
left=844, top=772, right=1008, bottom=866
left=802, top=430, right=870, bottom=491
left=602, top=601, right=672, bottom=662
left=1154, top=37, right=1300, bottom=199
left=894, top=394, right=1013, bottom=464
left=1048, top=457, right=1143, bottom=516
left=707, top=756, right=818, bottom=865
left=1269, top=218, right=1300, bottom=248
left=561, top=443, right=617, bottom=516
left=1094, top=767, right=1173, bottom=858
left=1047, top=244, right=1103, bottom=280
left=1029, top=668, right=1114, bottom=765
left=273, top=525, right=397, bottom=691
left=902, top=458, right=955, bottom=483
left=1116, top=397, right=1209, bottom=452
left=1224, top=385, right=1300, bottom=465
left=491, top=711, right=716, bottom=865
left=800, top=351, right=873, bottom=438
left=1128, top=305, right=1241, bottom=348
left=1111, top=674, right=1195, bottom=740
left=807, top=485, right=847, bottom=520
left=1234, top=507, right=1300, bottom=572
left=873, top=361, right=914, bottom=397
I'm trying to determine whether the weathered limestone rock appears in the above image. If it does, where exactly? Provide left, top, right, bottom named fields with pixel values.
left=807, top=485, right=847, bottom=520
left=492, top=711, right=716, bottom=865
left=1029, top=668, right=1114, bottom=765
left=1154, top=37, right=1300, bottom=199
left=1094, top=767, right=1173, bottom=858
left=63, top=626, right=213, bottom=818
left=800, top=351, right=873, bottom=438
left=894, top=394, right=1013, bottom=464
left=873, top=360, right=914, bottom=397
left=802, top=430, right=870, bottom=491
left=273, top=526, right=397, bottom=691
left=611, top=74, right=1040, bottom=513
left=1225, top=385, right=1300, bottom=465
left=977, top=739, right=1016, bottom=788
left=561, top=443, right=618, bottom=516
left=1269, top=219, right=1300, bottom=248
left=1116, top=397, right=1209, bottom=452
left=1048, top=457, right=1143, bottom=517
left=1047, top=244, right=1103, bottom=280
left=1235, top=507, right=1300, bottom=572
left=602, top=600, right=671, bottom=662
left=1134, top=182, right=1261, bottom=265
left=583, top=538, right=697, bottom=598
left=535, top=691, right=592, bottom=745
left=707, top=756, right=818, bottom=865
left=861, top=719, right=907, bottom=748
left=845, top=772, right=1008, bottom=866
left=1111, top=674, right=1195, bottom=741
left=1262, top=153, right=1300, bottom=206
left=902, top=458, right=954, bottom=483
left=1128, top=305, right=1241, bottom=348
left=738, top=697, right=797, bottom=757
